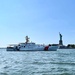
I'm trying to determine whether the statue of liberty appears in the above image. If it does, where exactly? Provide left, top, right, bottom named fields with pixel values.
left=59, top=32, right=63, bottom=45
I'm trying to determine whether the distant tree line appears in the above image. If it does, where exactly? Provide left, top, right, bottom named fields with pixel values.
left=67, top=44, right=75, bottom=48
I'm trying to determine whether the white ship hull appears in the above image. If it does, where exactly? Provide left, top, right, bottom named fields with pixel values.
left=7, top=45, right=58, bottom=51
left=48, top=46, right=58, bottom=51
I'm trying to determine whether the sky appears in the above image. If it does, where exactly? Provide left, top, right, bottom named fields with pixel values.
left=0, top=0, right=75, bottom=47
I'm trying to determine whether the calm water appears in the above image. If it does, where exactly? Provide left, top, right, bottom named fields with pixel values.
left=0, top=49, right=75, bottom=75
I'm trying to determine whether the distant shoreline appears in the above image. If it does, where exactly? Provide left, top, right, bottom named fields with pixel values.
left=0, top=48, right=6, bottom=49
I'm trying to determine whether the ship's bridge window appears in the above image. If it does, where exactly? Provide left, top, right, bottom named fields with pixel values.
left=19, top=43, right=25, bottom=45
left=30, top=43, right=34, bottom=44
left=28, top=43, right=35, bottom=45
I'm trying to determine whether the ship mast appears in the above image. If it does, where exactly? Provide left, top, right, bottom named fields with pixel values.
left=25, top=36, right=30, bottom=43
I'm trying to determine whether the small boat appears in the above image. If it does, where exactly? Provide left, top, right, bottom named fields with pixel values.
left=7, top=36, right=58, bottom=51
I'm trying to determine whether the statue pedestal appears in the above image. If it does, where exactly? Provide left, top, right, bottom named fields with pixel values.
left=59, top=40, right=63, bottom=45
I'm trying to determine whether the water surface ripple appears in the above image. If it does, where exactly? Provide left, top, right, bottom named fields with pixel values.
left=0, top=49, right=75, bottom=75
